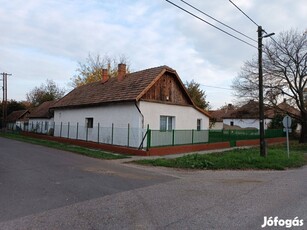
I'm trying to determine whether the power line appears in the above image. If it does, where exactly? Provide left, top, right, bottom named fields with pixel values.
left=228, top=0, right=259, bottom=27
left=165, top=0, right=257, bottom=49
left=200, top=84, right=232, bottom=91
left=179, top=0, right=257, bottom=43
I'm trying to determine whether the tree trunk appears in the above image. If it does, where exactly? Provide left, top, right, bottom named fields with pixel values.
left=299, top=113, right=307, bottom=143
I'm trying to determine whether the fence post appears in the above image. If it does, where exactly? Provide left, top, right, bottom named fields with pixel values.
left=127, top=123, right=130, bottom=147
left=146, top=125, right=151, bottom=151
left=60, top=122, right=62, bottom=137
left=67, top=122, right=70, bottom=138
left=86, top=125, right=88, bottom=142
left=192, top=129, right=194, bottom=144
left=172, top=129, right=175, bottom=146
left=97, top=123, right=100, bottom=143
left=76, top=122, right=79, bottom=140
left=111, top=123, right=114, bottom=145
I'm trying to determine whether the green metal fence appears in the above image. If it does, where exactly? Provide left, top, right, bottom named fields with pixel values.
left=147, top=129, right=285, bottom=148
left=149, top=129, right=210, bottom=147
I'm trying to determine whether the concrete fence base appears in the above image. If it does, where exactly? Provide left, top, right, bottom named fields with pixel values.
left=21, top=132, right=286, bottom=156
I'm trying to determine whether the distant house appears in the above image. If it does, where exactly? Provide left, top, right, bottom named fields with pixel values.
left=51, top=64, right=211, bottom=147
left=209, top=104, right=235, bottom=130
left=6, top=109, right=30, bottom=130
left=222, top=100, right=273, bottom=130
left=28, top=100, right=57, bottom=134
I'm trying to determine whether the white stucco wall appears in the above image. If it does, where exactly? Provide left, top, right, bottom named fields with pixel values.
left=53, top=102, right=141, bottom=128
left=53, top=102, right=143, bottom=147
left=139, top=101, right=210, bottom=130
left=223, top=118, right=272, bottom=130
left=52, top=101, right=210, bottom=148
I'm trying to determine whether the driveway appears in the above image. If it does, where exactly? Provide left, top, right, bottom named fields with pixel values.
left=0, top=137, right=306, bottom=229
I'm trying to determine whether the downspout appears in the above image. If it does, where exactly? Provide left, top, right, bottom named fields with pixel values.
left=134, top=100, right=144, bottom=129
left=135, top=101, right=147, bottom=150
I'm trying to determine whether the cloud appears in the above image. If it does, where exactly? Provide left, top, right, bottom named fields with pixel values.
left=0, top=0, right=306, bottom=109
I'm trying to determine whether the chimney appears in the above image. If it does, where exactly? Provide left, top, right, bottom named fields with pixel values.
left=117, top=63, right=126, bottom=81
left=102, top=68, right=108, bottom=83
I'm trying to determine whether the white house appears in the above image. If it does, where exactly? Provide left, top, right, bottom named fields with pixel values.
left=28, top=100, right=57, bottom=134
left=222, top=100, right=273, bottom=130
left=51, top=64, right=211, bottom=148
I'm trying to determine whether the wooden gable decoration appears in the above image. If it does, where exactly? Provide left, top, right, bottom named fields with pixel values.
left=140, top=70, right=193, bottom=106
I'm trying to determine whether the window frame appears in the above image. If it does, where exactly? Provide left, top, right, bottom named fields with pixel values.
left=197, top=119, right=202, bottom=131
left=160, top=115, right=175, bottom=131
left=86, top=117, right=94, bottom=128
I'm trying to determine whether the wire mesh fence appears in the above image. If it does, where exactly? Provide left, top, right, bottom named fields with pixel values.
left=7, top=121, right=285, bottom=149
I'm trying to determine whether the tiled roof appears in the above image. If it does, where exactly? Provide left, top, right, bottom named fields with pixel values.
left=276, top=101, right=300, bottom=117
left=209, top=105, right=235, bottom=122
left=7, top=110, right=29, bottom=122
left=224, top=100, right=273, bottom=119
left=52, top=65, right=175, bottom=109
left=28, top=100, right=57, bottom=118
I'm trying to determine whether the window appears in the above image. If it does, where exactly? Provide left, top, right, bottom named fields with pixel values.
left=230, top=121, right=234, bottom=126
left=160, top=116, right=174, bottom=131
left=86, top=117, right=94, bottom=128
left=197, top=119, right=202, bottom=131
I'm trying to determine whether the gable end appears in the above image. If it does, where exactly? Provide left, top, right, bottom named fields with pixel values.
left=140, top=72, right=192, bottom=105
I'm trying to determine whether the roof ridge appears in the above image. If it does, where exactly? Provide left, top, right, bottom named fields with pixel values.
left=126, top=65, right=174, bottom=76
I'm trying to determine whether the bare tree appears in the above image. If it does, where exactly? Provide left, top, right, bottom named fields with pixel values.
left=232, top=30, right=307, bottom=143
left=70, top=53, right=130, bottom=88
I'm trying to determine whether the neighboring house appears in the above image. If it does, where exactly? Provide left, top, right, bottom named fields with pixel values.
left=222, top=100, right=273, bottom=130
left=209, top=104, right=235, bottom=130
left=6, top=109, right=31, bottom=130
left=51, top=64, right=211, bottom=147
left=28, top=100, right=57, bottom=134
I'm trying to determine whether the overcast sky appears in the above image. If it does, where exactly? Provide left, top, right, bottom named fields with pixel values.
left=0, top=0, right=306, bottom=109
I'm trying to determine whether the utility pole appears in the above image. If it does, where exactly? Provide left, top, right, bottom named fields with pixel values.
left=258, top=26, right=266, bottom=157
left=1, top=72, right=12, bottom=129
left=258, top=26, right=274, bottom=157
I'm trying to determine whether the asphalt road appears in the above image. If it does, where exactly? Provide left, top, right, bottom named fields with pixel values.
left=0, top=137, right=306, bottom=230
left=0, top=137, right=174, bottom=223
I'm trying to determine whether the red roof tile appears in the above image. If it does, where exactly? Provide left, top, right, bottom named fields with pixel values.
left=52, top=65, right=176, bottom=109
left=7, top=110, right=30, bottom=122
left=28, top=100, right=57, bottom=118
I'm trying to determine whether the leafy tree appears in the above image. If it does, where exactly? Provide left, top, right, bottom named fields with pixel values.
left=185, top=80, right=210, bottom=110
left=232, top=30, right=307, bottom=143
left=26, top=79, right=65, bottom=106
left=0, top=100, right=28, bottom=128
left=0, top=100, right=27, bottom=117
left=70, top=53, right=130, bottom=88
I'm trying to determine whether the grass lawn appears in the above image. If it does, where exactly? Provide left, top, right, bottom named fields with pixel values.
left=134, top=142, right=307, bottom=170
left=0, top=132, right=130, bottom=160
